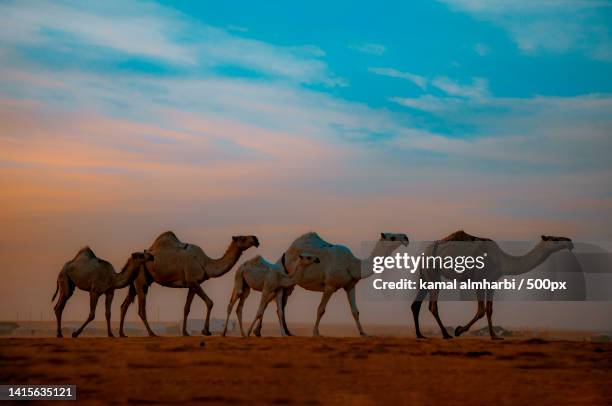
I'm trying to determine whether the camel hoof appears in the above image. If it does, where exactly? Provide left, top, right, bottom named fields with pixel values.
left=148, top=333, right=158, bottom=337
left=71, top=331, right=80, bottom=338
left=443, top=335, right=453, bottom=340
left=182, top=332, right=190, bottom=337
left=416, top=335, right=427, bottom=339
left=57, top=333, right=63, bottom=338
left=491, top=336, right=504, bottom=341
left=108, top=334, right=115, bottom=338
left=254, top=331, right=261, bottom=337
left=201, top=329, right=212, bottom=336
left=119, top=333, right=127, bottom=338
left=359, top=332, right=368, bottom=337
left=455, top=326, right=465, bottom=336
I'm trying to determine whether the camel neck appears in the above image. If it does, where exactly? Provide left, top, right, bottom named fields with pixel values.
left=359, top=241, right=396, bottom=280
left=206, top=242, right=243, bottom=278
left=112, top=261, right=140, bottom=289
left=500, top=242, right=558, bottom=276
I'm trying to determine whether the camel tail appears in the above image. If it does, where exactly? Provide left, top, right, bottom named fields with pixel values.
left=51, top=280, right=59, bottom=302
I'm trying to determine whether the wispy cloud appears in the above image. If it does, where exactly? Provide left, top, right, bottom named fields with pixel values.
left=0, top=0, right=343, bottom=86
left=349, top=42, right=387, bottom=55
left=370, top=67, right=488, bottom=100
left=474, top=42, right=489, bottom=56
left=368, top=67, right=427, bottom=89
left=439, top=0, right=612, bottom=61
left=431, top=77, right=489, bottom=99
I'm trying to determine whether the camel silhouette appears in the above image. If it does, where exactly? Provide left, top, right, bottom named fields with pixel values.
left=52, top=247, right=154, bottom=338
left=411, top=231, right=573, bottom=339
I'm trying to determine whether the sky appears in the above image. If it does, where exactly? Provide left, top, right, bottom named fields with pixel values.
left=0, top=0, right=611, bottom=329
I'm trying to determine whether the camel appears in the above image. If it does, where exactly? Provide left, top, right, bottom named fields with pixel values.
left=411, top=231, right=574, bottom=340
left=51, top=247, right=154, bottom=338
left=118, top=231, right=259, bottom=337
left=282, top=232, right=409, bottom=337
left=221, top=252, right=320, bottom=337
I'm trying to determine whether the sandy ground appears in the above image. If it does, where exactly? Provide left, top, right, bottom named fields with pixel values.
left=1, top=335, right=611, bottom=405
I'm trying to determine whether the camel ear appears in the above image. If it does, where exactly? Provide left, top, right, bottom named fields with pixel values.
left=381, top=233, right=386, bottom=239
left=541, top=235, right=547, bottom=241
left=232, top=236, right=238, bottom=242
left=131, top=252, right=140, bottom=259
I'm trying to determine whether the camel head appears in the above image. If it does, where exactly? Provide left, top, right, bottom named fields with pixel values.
left=380, top=232, right=409, bottom=247
left=541, top=235, right=574, bottom=252
left=129, top=250, right=155, bottom=265
left=232, top=235, right=260, bottom=251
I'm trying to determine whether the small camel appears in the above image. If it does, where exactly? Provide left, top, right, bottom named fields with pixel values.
left=119, top=231, right=259, bottom=337
left=282, top=232, right=409, bottom=337
left=52, top=247, right=154, bottom=338
left=411, top=231, right=573, bottom=340
left=222, top=253, right=320, bottom=337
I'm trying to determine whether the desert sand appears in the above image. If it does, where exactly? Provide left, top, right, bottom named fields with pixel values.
left=1, top=332, right=611, bottom=405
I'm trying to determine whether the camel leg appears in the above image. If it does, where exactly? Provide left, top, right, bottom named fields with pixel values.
left=119, top=284, right=136, bottom=337
left=280, top=287, right=293, bottom=336
left=72, top=292, right=100, bottom=338
left=275, top=292, right=289, bottom=337
left=222, top=291, right=240, bottom=337
left=254, top=317, right=262, bottom=337
left=53, top=276, right=74, bottom=338
left=428, top=290, right=452, bottom=339
left=105, top=291, right=115, bottom=337
left=455, top=301, right=485, bottom=337
left=254, top=319, right=262, bottom=337
left=313, top=286, right=335, bottom=337
left=190, top=284, right=214, bottom=336
left=247, top=290, right=276, bottom=337
left=182, top=289, right=195, bottom=336
left=135, top=282, right=156, bottom=337
left=486, top=290, right=502, bottom=340
left=455, top=290, right=486, bottom=337
left=236, top=295, right=248, bottom=337
left=345, top=285, right=367, bottom=337
left=234, top=285, right=250, bottom=337
left=411, top=287, right=428, bottom=339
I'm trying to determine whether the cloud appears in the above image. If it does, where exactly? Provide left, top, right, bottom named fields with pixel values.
left=370, top=68, right=488, bottom=99
left=349, top=42, right=387, bottom=55
left=439, top=0, right=612, bottom=61
left=474, top=43, right=489, bottom=56
left=0, top=0, right=342, bottom=86
left=368, top=68, right=428, bottom=89
left=431, top=77, right=489, bottom=99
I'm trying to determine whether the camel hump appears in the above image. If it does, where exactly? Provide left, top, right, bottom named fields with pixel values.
left=293, top=232, right=334, bottom=249
left=74, top=246, right=96, bottom=260
left=155, top=231, right=180, bottom=243
left=240, top=255, right=276, bottom=272
left=246, top=255, right=265, bottom=265
left=441, top=230, right=492, bottom=242
left=151, top=231, right=185, bottom=249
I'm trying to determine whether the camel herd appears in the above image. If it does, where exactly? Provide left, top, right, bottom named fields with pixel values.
left=52, top=230, right=573, bottom=340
